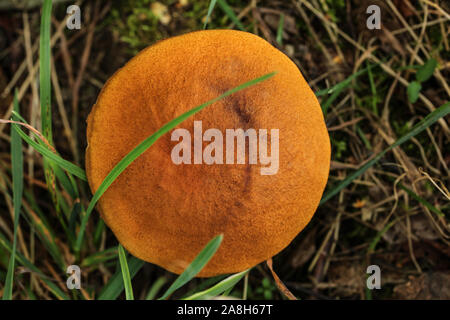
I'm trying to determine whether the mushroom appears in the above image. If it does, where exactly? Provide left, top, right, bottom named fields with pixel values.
left=86, top=30, right=330, bottom=277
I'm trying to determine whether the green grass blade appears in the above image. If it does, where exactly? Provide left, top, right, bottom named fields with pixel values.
left=75, top=72, right=276, bottom=253
left=203, top=0, right=217, bottom=29
left=81, top=247, right=118, bottom=268
left=367, top=61, right=378, bottom=115
left=11, top=124, right=87, bottom=181
left=24, top=206, right=66, bottom=270
left=146, top=276, right=167, bottom=300
left=320, top=101, right=450, bottom=204
left=315, top=65, right=374, bottom=98
left=0, top=232, right=69, bottom=300
left=159, top=234, right=223, bottom=300
left=3, top=90, right=23, bottom=300
left=183, top=269, right=248, bottom=300
left=52, top=163, right=77, bottom=199
left=276, top=14, right=284, bottom=45
left=40, top=0, right=59, bottom=213
left=398, top=183, right=445, bottom=217
left=11, top=110, right=84, bottom=189
left=98, top=257, right=145, bottom=300
left=356, top=124, right=372, bottom=150
left=0, top=159, right=68, bottom=269
left=181, top=274, right=227, bottom=298
left=320, top=65, right=380, bottom=116
left=0, top=176, right=68, bottom=272
left=315, top=64, right=379, bottom=117
left=367, top=219, right=398, bottom=253
left=217, top=0, right=245, bottom=31
left=118, top=245, right=134, bottom=300
left=93, top=219, right=105, bottom=246
left=40, top=0, right=52, bottom=143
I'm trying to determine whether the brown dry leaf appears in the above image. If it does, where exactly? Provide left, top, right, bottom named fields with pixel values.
left=393, top=272, right=450, bottom=299
left=401, top=240, right=450, bottom=270
left=411, top=216, right=439, bottom=241
left=390, top=215, right=440, bottom=243
left=327, top=262, right=366, bottom=297
left=266, top=259, right=297, bottom=300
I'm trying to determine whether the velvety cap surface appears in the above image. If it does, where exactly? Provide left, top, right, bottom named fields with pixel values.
left=86, top=29, right=330, bottom=277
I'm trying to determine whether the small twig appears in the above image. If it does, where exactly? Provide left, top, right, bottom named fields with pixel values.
left=266, top=259, right=297, bottom=300
left=50, top=57, right=77, bottom=158
left=328, top=117, right=363, bottom=131
left=421, top=0, right=450, bottom=19
left=418, top=168, right=450, bottom=200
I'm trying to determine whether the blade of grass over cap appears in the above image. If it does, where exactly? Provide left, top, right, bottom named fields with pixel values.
left=203, top=0, right=217, bottom=29
left=3, top=90, right=23, bottom=300
left=320, top=101, right=450, bottom=205
left=75, top=72, right=276, bottom=253
left=159, top=234, right=223, bottom=300
left=217, top=0, right=246, bottom=31
left=183, top=269, right=249, bottom=300
left=118, top=245, right=134, bottom=300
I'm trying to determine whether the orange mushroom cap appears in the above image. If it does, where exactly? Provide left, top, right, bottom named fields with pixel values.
left=86, top=30, right=330, bottom=277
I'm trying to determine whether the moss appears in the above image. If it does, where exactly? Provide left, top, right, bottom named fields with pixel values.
left=107, top=0, right=237, bottom=54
